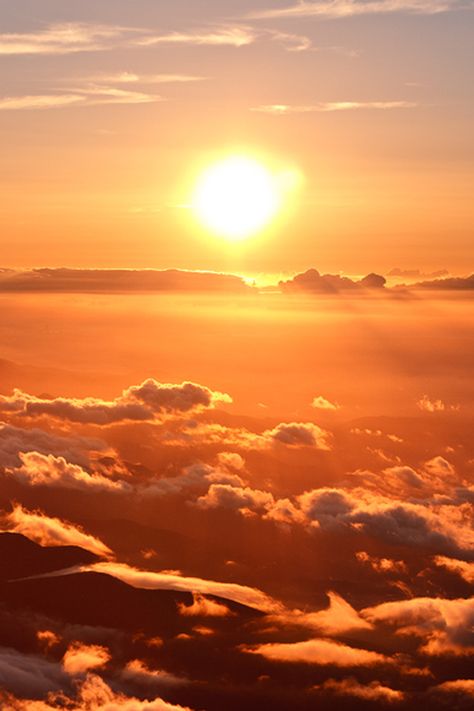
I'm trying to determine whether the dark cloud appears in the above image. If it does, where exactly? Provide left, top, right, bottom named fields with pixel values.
left=0, top=268, right=252, bottom=294
left=402, top=274, right=474, bottom=290
left=0, top=379, right=231, bottom=425
left=0, top=647, right=67, bottom=696
left=0, top=422, right=106, bottom=468
left=279, top=268, right=386, bottom=293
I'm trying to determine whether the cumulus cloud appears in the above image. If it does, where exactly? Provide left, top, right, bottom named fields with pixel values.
left=167, top=420, right=332, bottom=451
left=0, top=422, right=106, bottom=468
left=2, top=504, right=112, bottom=558
left=312, top=396, right=340, bottom=410
left=7, top=452, right=130, bottom=493
left=362, top=595, right=474, bottom=655
left=434, top=556, right=474, bottom=583
left=242, top=638, right=391, bottom=666
left=295, top=487, right=474, bottom=557
left=417, top=396, right=459, bottom=413
left=433, top=679, right=474, bottom=697
left=315, top=677, right=404, bottom=702
left=279, top=268, right=386, bottom=293
left=143, top=461, right=245, bottom=497
left=0, top=673, right=193, bottom=709
left=0, top=379, right=231, bottom=425
left=178, top=593, right=233, bottom=617
left=195, top=483, right=275, bottom=513
left=264, top=422, right=332, bottom=449
left=356, top=551, right=408, bottom=575
left=62, top=643, right=110, bottom=676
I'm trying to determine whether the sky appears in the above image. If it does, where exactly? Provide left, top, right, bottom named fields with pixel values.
left=1, top=0, right=473, bottom=274
left=0, top=4, right=473, bottom=711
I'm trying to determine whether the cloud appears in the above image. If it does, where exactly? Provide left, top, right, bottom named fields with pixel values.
left=142, top=461, right=245, bottom=497
left=356, top=551, right=408, bottom=575
left=315, top=677, right=404, bottom=702
left=136, top=24, right=313, bottom=52
left=417, top=395, right=460, bottom=412
left=2, top=504, right=112, bottom=558
left=0, top=95, right=87, bottom=111
left=389, top=268, right=450, bottom=279
left=62, top=643, right=110, bottom=676
left=0, top=648, right=67, bottom=696
left=252, top=101, right=417, bottom=114
left=0, top=268, right=252, bottom=293
left=0, top=422, right=106, bottom=468
left=249, top=0, right=465, bottom=20
left=7, top=452, right=130, bottom=493
left=75, top=562, right=282, bottom=613
left=166, top=420, right=332, bottom=452
left=37, top=631, right=61, bottom=651
left=265, top=29, right=313, bottom=51
left=268, top=591, right=373, bottom=635
left=178, top=593, right=233, bottom=617
left=0, top=673, right=194, bottom=710
left=83, top=72, right=206, bottom=85
left=137, top=26, right=257, bottom=48
left=122, top=660, right=186, bottom=687
left=312, top=396, right=340, bottom=411
left=242, top=638, right=391, bottom=666
left=0, top=23, right=135, bottom=56
left=403, top=274, right=474, bottom=290
left=279, top=268, right=386, bottom=293
left=433, top=679, right=474, bottom=697
left=0, top=379, right=231, bottom=425
left=295, top=487, right=474, bottom=558
left=264, top=422, right=332, bottom=449
left=195, top=483, right=275, bottom=513
left=433, top=556, right=474, bottom=583
left=0, top=85, right=162, bottom=112
left=362, top=595, right=474, bottom=655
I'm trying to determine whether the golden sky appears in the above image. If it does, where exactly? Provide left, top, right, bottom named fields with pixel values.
left=1, top=0, right=473, bottom=273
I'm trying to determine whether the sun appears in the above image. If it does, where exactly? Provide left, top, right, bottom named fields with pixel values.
left=192, top=156, right=282, bottom=241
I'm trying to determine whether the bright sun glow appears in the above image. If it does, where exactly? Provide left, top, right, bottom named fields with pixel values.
left=193, top=156, right=288, bottom=241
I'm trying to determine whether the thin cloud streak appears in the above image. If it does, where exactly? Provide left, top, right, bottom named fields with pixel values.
left=136, top=25, right=258, bottom=48
left=252, top=101, right=418, bottom=114
left=0, top=87, right=162, bottom=111
left=0, top=22, right=136, bottom=56
left=249, top=0, right=468, bottom=20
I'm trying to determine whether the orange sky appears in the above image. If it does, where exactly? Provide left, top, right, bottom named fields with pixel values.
left=1, top=0, right=473, bottom=274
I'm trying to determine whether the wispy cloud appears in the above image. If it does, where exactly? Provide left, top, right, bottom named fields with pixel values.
left=0, top=22, right=136, bottom=56
left=0, top=21, right=315, bottom=58
left=249, top=0, right=468, bottom=20
left=0, top=87, right=162, bottom=111
left=82, top=72, right=207, bottom=85
left=252, top=101, right=418, bottom=113
left=137, top=25, right=314, bottom=52
left=0, top=94, right=85, bottom=111
left=136, top=25, right=257, bottom=48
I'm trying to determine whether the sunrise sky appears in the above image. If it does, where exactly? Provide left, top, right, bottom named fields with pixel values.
left=0, top=4, right=473, bottom=711
left=1, top=0, right=473, bottom=273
